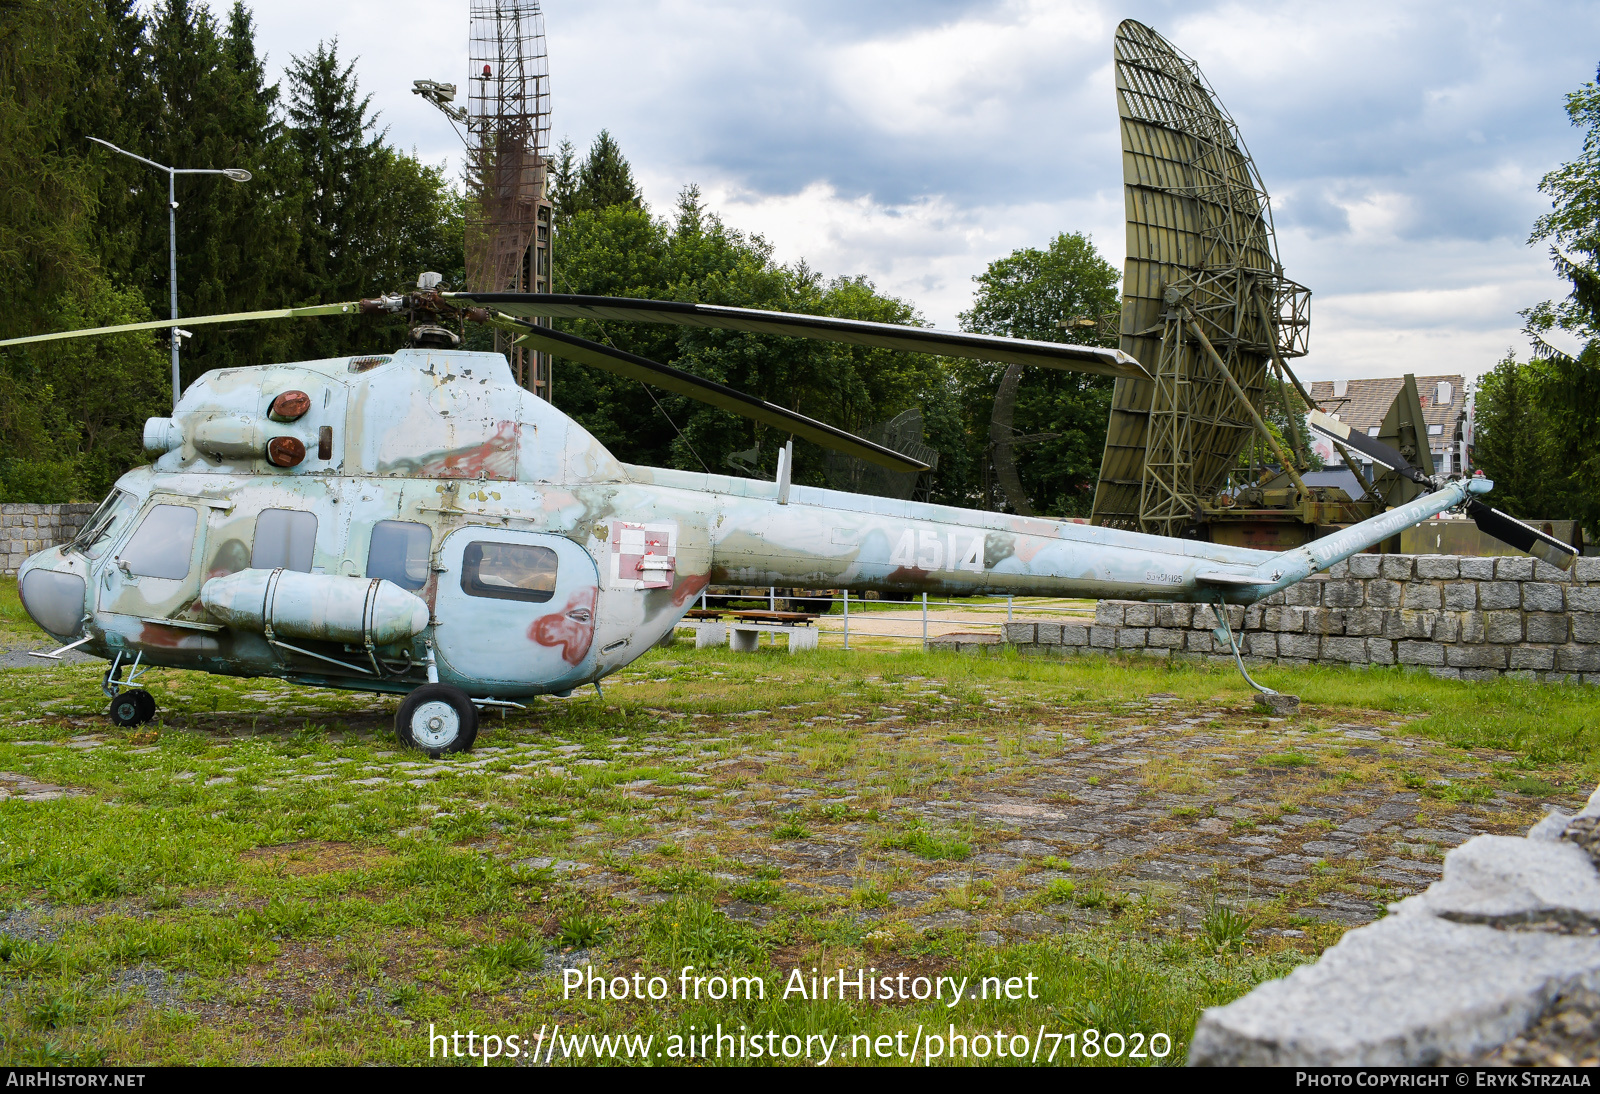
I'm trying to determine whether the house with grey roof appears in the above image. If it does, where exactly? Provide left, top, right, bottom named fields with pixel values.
left=1306, top=375, right=1468, bottom=476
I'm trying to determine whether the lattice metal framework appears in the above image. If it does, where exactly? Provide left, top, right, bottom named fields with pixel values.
left=1090, top=20, right=1310, bottom=536
left=467, top=0, right=555, bottom=398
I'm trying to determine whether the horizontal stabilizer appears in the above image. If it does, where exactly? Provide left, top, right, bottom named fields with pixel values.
left=1196, top=572, right=1261, bottom=587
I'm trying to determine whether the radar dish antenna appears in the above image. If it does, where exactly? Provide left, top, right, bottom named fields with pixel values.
left=1090, top=19, right=1312, bottom=536
left=466, top=0, right=554, bottom=397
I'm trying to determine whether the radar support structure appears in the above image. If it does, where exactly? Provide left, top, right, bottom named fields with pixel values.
left=416, top=2, right=554, bottom=399
left=1092, top=20, right=1313, bottom=538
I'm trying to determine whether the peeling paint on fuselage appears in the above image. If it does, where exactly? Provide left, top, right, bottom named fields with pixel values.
left=16, top=346, right=1480, bottom=702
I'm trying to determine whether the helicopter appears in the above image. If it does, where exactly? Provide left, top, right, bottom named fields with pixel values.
left=3, top=280, right=1576, bottom=756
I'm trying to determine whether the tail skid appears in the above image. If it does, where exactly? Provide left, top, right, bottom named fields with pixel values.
left=1198, top=476, right=1486, bottom=711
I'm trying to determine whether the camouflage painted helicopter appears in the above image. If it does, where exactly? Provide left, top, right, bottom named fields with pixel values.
left=4, top=282, right=1575, bottom=756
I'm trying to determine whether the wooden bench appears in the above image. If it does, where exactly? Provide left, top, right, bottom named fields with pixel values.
left=683, top=608, right=821, bottom=652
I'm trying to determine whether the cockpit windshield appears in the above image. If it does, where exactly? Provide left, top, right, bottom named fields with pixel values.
left=70, top=489, right=140, bottom=559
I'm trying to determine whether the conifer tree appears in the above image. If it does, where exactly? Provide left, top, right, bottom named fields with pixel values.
left=548, top=137, right=577, bottom=221
left=569, top=130, right=644, bottom=215
left=281, top=40, right=460, bottom=359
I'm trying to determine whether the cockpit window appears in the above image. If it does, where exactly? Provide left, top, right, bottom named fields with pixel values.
left=119, top=504, right=198, bottom=579
left=72, top=489, right=139, bottom=559
left=252, top=509, right=318, bottom=572
left=367, top=521, right=431, bottom=590
left=460, top=541, right=557, bottom=603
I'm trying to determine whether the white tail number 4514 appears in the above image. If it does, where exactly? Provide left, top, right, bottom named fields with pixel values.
left=888, top=529, right=985, bottom=574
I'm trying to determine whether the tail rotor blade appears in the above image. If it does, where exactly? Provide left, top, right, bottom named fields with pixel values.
left=1465, top=499, right=1578, bottom=571
left=1306, top=410, right=1429, bottom=485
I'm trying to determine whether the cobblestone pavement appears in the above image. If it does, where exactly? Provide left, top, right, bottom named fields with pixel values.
left=2, top=668, right=1584, bottom=947
left=0, top=644, right=98, bottom=670
left=510, top=685, right=1586, bottom=939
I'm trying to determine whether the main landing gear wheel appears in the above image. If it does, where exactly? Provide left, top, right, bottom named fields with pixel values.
left=109, top=689, right=156, bottom=728
left=396, top=683, right=478, bottom=758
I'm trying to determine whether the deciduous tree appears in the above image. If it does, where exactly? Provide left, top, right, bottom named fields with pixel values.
left=955, top=232, right=1120, bottom=516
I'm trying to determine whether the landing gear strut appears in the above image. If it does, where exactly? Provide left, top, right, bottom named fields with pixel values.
left=103, top=651, right=157, bottom=727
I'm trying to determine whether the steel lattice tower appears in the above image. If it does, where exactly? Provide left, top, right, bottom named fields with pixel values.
left=466, top=0, right=554, bottom=398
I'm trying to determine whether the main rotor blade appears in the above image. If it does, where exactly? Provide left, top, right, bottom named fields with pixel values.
left=494, top=318, right=930, bottom=473
left=452, top=293, right=1148, bottom=380
left=1306, top=410, right=1429, bottom=485
left=1464, top=499, right=1578, bottom=571
left=0, top=303, right=364, bottom=349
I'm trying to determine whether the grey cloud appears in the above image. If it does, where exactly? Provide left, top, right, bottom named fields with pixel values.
left=551, top=0, right=1597, bottom=251
left=225, top=0, right=1594, bottom=373
left=1276, top=186, right=1352, bottom=238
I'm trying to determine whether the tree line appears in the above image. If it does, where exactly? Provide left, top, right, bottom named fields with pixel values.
left=1472, top=66, right=1600, bottom=541
left=542, top=138, right=1118, bottom=512
left=0, top=2, right=1118, bottom=514
left=0, top=0, right=459, bottom=502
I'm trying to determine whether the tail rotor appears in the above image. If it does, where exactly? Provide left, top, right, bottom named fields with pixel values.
left=1307, top=409, right=1577, bottom=571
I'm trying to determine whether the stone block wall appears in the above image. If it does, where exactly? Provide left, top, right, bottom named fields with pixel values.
left=1001, top=555, right=1600, bottom=684
left=1, top=503, right=98, bottom=575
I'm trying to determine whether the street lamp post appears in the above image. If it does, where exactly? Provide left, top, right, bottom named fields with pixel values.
left=88, top=138, right=252, bottom=411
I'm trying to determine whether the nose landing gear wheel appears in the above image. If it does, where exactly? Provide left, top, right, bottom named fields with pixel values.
left=109, top=688, right=156, bottom=728
left=396, top=683, right=478, bottom=757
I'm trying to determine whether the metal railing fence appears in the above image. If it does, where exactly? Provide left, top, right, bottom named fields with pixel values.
left=690, top=587, right=1095, bottom=649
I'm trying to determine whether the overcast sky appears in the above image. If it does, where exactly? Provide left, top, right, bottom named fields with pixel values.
left=199, top=0, right=1600, bottom=384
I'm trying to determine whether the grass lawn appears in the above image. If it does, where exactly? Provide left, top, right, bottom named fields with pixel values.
left=0, top=576, right=1594, bottom=1066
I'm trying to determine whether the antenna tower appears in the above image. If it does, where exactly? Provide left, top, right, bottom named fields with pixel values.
left=1090, top=20, right=1312, bottom=536
left=466, top=0, right=554, bottom=398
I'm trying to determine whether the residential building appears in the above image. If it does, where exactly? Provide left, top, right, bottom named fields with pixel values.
left=1305, top=375, right=1470, bottom=476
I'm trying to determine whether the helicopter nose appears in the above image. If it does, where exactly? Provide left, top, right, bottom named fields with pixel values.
left=16, top=546, right=88, bottom=640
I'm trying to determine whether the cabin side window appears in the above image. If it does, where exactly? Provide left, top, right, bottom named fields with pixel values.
left=251, top=509, right=318, bottom=572
left=119, top=505, right=198, bottom=579
left=368, top=521, right=432, bottom=591
left=460, top=541, right=558, bottom=603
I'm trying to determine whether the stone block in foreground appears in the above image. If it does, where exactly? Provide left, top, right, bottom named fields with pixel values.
left=1189, top=788, right=1600, bottom=1066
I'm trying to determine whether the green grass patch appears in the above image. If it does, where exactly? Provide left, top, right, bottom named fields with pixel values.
left=1257, top=752, right=1314, bottom=768
left=879, top=825, right=971, bottom=861
left=0, top=588, right=1587, bottom=1065
left=1501, top=774, right=1561, bottom=796
left=1039, top=878, right=1077, bottom=904
left=772, top=818, right=810, bottom=840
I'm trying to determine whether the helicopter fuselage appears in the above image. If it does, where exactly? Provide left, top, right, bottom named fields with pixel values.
left=16, top=347, right=1482, bottom=701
